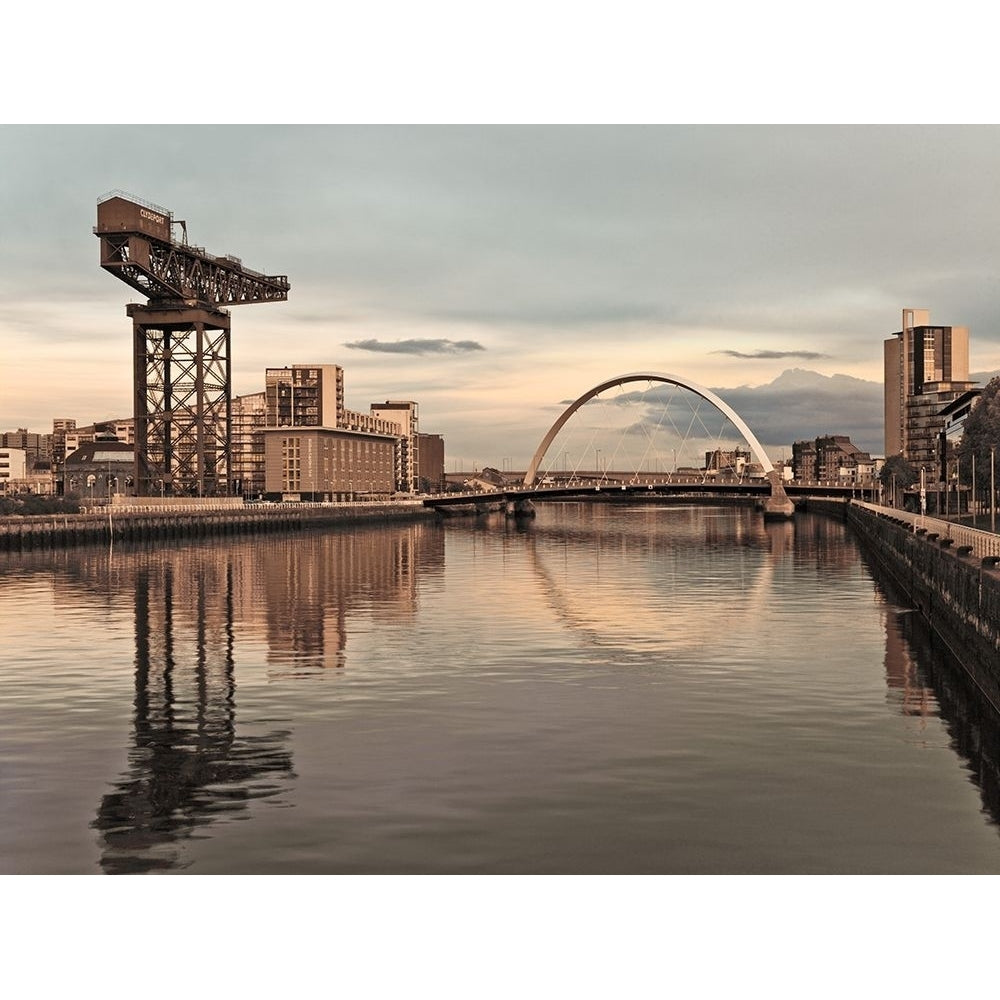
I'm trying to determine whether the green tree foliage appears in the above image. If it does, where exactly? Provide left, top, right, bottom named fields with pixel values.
left=0, top=493, right=81, bottom=516
left=956, top=376, right=1000, bottom=491
left=879, top=453, right=918, bottom=491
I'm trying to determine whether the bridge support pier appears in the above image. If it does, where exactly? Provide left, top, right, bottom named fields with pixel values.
left=762, top=473, right=795, bottom=520
left=506, top=498, right=536, bottom=518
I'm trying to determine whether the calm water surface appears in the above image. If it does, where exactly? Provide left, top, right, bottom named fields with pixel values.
left=2, top=502, right=1000, bottom=874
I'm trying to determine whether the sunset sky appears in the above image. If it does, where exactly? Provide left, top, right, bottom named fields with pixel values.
left=4, top=125, right=1000, bottom=467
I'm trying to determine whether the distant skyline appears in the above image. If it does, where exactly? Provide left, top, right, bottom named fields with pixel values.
left=4, top=125, right=1000, bottom=465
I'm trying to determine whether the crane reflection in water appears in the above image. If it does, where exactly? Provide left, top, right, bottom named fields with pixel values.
left=92, top=561, right=294, bottom=874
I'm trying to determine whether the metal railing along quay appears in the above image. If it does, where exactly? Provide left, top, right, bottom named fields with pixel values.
left=852, top=500, right=1000, bottom=561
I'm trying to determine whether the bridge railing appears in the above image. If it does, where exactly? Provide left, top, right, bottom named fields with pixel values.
left=852, top=500, right=1000, bottom=560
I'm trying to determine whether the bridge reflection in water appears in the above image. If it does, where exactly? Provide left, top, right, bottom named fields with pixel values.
left=81, top=514, right=1000, bottom=870
left=454, top=506, right=1000, bottom=841
left=515, top=505, right=789, bottom=660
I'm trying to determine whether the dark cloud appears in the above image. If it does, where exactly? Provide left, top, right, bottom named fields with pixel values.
left=713, top=349, right=829, bottom=360
left=344, top=338, right=485, bottom=355
left=715, top=370, right=883, bottom=454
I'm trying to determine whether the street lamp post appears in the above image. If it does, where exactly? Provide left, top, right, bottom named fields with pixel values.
left=973, top=453, right=977, bottom=526
left=991, top=446, right=996, bottom=534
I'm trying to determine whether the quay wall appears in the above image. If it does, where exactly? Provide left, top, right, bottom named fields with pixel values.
left=796, top=496, right=849, bottom=520
left=845, top=501, right=1000, bottom=710
left=0, top=502, right=436, bottom=552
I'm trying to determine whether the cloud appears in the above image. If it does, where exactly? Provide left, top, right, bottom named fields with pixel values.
left=716, top=372, right=883, bottom=454
left=344, top=338, right=486, bottom=355
left=713, top=349, right=830, bottom=360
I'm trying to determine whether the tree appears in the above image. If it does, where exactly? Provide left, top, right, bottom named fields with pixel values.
left=879, top=453, right=918, bottom=506
left=956, top=376, right=1000, bottom=492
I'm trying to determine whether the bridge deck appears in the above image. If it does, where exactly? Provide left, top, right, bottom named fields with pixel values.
left=423, top=479, right=865, bottom=508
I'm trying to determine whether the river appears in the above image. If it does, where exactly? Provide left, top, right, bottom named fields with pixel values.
left=2, top=501, right=999, bottom=874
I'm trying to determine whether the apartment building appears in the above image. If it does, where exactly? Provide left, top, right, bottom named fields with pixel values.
left=370, top=401, right=419, bottom=492
left=792, top=435, right=878, bottom=484
left=13, top=363, right=441, bottom=500
left=704, top=448, right=752, bottom=475
left=415, top=432, right=445, bottom=492
left=51, top=419, right=76, bottom=465
left=1, top=429, right=51, bottom=465
left=232, top=391, right=268, bottom=498
left=265, top=365, right=345, bottom=428
left=263, top=427, right=398, bottom=501
left=0, top=448, right=27, bottom=491
left=884, top=308, right=977, bottom=466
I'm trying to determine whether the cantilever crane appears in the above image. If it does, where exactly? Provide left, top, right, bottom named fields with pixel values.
left=95, top=191, right=289, bottom=497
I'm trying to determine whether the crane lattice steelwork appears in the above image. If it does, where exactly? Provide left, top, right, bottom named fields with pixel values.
left=95, top=191, right=289, bottom=497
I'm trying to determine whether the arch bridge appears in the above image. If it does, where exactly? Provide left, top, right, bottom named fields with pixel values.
left=426, top=372, right=798, bottom=518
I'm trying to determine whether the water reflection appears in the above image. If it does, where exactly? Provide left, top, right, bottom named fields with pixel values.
left=483, top=504, right=1000, bottom=837
left=864, top=549, right=1000, bottom=830
left=75, top=523, right=444, bottom=872
left=891, top=592, right=1000, bottom=828
left=258, top=526, right=444, bottom=676
left=0, top=522, right=446, bottom=675
left=510, top=503, right=785, bottom=658
left=5, top=508, right=1000, bottom=873
left=92, top=562, right=294, bottom=874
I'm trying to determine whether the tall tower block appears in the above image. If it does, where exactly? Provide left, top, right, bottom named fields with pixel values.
left=884, top=308, right=970, bottom=463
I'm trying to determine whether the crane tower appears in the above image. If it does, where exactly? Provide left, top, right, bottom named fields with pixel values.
left=95, top=191, right=289, bottom=497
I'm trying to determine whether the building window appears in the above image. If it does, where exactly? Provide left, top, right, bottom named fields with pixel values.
left=282, top=436, right=301, bottom=490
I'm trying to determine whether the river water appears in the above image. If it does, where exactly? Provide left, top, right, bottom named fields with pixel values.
left=2, top=501, right=1000, bottom=874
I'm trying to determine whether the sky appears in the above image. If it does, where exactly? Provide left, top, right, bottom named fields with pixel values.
left=4, top=124, right=1000, bottom=467
left=7, top=6, right=1000, bottom=975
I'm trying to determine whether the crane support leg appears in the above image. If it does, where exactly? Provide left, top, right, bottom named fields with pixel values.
left=128, top=303, right=232, bottom=498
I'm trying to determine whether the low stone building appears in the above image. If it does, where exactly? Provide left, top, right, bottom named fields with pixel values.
left=63, top=439, right=135, bottom=501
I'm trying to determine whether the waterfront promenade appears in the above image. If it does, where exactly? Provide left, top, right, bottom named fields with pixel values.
left=0, top=499, right=434, bottom=550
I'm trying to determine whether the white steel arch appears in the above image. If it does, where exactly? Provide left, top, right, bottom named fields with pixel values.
left=523, top=372, right=775, bottom=487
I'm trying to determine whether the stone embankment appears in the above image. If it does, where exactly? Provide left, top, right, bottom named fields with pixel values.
left=845, top=500, right=1000, bottom=710
left=0, top=501, right=435, bottom=551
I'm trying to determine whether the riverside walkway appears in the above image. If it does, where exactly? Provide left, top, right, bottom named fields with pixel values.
left=0, top=500, right=433, bottom=551
left=851, top=500, right=1000, bottom=561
